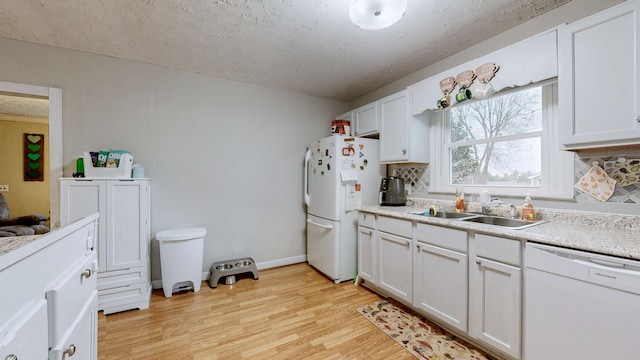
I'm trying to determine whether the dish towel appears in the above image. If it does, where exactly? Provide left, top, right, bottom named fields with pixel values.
left=604, top=158, right=640, bottom=186
left=574, top=162, right=616, bottom=202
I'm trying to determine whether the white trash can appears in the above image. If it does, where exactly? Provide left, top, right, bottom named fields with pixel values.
left=156, top=227, right=207, bottom=297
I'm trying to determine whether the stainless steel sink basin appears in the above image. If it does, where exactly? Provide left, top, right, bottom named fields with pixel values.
left=414, top=211, right=477, bottom=220
left=462, top=215, right=545, bottom=230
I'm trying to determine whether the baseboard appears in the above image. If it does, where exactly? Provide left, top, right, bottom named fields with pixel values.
left=151, top=254, right=307, bottom=290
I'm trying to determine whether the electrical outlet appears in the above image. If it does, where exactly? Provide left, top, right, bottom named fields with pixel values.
left=0, top=184, right=9, bottom=192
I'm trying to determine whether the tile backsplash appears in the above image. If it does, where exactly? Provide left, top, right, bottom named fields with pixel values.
left=389, top=148, right=640, bottom=207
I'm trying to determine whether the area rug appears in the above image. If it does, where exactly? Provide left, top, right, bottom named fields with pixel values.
left=357, top=300, right=493, bottom=360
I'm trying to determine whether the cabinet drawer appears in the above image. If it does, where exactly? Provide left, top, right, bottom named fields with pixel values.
left=97, top=266, right=148, bottom=290
left=416, top=223, right=467, bottom=253
left=358, top=212, right=376, bottom=228
left=475, top=233, right=521, bottom=266
left=377, top=216, right=412, bottom=238
left=46, top=254, right=97, bottom=347
left=0, top=300, right=48, bottom=359
left=49, top=291, right=97, bottom=360
left=98, top=281, right=148, bottom=310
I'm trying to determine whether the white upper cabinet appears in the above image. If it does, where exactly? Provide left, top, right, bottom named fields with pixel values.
left=379, top=90, right=429, bottom=164
left=559, top=1, right=640, bottom=149
left=353, top=101, right=379, bottom=136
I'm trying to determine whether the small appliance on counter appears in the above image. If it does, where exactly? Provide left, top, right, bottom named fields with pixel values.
left=379, top=176, right=407, bottom=206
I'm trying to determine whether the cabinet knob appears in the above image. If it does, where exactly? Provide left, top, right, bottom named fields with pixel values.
left=636, top=116, right=640, bottom=124
left=416, top=244, right=421, bottom=249
left=64, top=344, right=77, bottom=357
left=5, top=354, right=18, bottom=360
left=405, top=240, right=410, bottom=247
left=81, top=269, right=92, bottom=279
left=476, top=259, right=482, bottom=265
left=402, top=149, right=407, bottom=155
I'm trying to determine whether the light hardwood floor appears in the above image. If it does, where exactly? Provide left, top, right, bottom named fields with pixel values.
left=98, top=263, right=415, bottom=359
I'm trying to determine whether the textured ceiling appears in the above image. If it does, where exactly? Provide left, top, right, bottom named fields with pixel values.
left=0, top=0, right=571, bottom=103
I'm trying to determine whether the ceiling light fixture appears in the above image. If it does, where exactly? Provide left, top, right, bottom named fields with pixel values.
left=349, top=0, right=407, bottom=30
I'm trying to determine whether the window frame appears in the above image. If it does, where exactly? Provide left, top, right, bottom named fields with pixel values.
left=429, top=82, right=575, bottom=199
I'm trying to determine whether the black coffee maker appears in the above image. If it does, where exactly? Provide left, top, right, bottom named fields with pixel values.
left=379, top=176, right=407, bottom=206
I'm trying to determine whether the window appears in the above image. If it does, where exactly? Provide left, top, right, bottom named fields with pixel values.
left=430, top=82, right=574, bottom=198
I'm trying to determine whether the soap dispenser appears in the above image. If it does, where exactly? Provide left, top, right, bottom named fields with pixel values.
left=521, top=193, right=536, bottom=221
left=455, top=187, right=465, bottom=213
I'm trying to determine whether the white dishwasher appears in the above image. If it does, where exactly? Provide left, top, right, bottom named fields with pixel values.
left=525, top=243, right=640, bottom=360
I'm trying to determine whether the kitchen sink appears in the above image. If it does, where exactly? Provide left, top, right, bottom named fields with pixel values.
left=414, top=211, right=477, bottom=220
left=462, top=215, right=545, bottom=230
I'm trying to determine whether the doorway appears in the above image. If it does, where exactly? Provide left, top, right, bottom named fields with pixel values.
left=0, top=80, right=62, bottom=228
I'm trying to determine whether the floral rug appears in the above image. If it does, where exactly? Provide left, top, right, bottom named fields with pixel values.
left=357, top=300, right=493, bottom=360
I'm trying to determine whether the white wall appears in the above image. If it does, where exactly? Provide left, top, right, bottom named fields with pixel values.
left=0, top=37, right=347, bottom=280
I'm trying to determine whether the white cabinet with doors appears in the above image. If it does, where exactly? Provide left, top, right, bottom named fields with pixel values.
left=61, top=178, right=151, bottom=315
left=377, top=215, right=413, bottom=303
left=379, top=90, right=429, bottom=164
left=469, top=233, right=522, bottom=359
left=559, top=0, right=640, bottom=149
left=414, top=223, right=468, bottom=333
left=357, top=212, right=377, bottom=285
left=352, top=101, right=379, bottom=136
left=0, top=214, right=98, bottom=360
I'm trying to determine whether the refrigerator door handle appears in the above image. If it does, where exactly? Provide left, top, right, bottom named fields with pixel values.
left=306, top=219, right=334, bottom=230
left=304, top=148, right=311, bottom=206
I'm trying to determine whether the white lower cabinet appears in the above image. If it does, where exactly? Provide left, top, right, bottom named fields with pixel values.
left=414, top=224, right=468, bottom=332
left=358, top=211, right=525, bottom=359
left=377, top=216, right=413, bottom=303
left=49, top=291, right=98, bottom=360
left=469, top=233, right=522, bottom=359
left=0, top=300, right=49, bottom=360
left=357, top=212, right=377, bottom=284
left=0, top=215, right=99, bottom=360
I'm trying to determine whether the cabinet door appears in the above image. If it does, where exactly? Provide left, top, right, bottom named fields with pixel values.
left=60, top=179, right=106, bottom=266
left=49, top=291, right=98, bottom=360
left=559, top=1, right=640, bottom=149
left=357, top=226, right=376, bottom=284
left=106, top=181, right=149, bottom=271
left=353, top=102, right=379, bottom=136
left=469, top=256, right=521, bottom=358
left=378, top=231, right=412, bottom=303
left=414, top=242, right=468, bottom=332
left=0, top=300, right=48, bottom=360
left=379, top=91, right=410, bottom=162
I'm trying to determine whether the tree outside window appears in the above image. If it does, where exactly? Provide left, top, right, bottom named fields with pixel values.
left=449, top=86, right=543, bottom=187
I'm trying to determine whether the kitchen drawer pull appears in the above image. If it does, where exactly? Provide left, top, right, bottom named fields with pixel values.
left=5, top=354, right=18, bottom=360
left=64, top=344, right=76, bottom=357
left=81, top=269, right=92, bottom=279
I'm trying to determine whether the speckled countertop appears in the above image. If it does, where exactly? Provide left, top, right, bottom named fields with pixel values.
left=360, top=199, right=640, bottom=261
left=0, top=234, right=44, bottom=257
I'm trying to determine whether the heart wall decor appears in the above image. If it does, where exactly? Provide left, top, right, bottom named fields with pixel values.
left=24, top=133, right=44, bottom=181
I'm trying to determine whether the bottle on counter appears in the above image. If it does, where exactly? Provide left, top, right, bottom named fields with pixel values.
left=455, top=188, right=465, bottom=213
left=522, top=193, right=536, bottom=221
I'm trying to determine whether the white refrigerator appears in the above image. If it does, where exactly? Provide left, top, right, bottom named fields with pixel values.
left=304, top=135, right=384, bottom=283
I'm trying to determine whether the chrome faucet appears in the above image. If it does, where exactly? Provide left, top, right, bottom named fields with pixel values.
left=509, top=204, right=517, bottom=219
left=481, top=198, right=502, bottom=215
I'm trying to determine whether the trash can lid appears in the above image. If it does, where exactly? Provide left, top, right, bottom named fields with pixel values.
left=156, top=227, right=207, bottom=241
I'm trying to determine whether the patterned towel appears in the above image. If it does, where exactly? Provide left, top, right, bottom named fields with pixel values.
left=575, top=163, right=616, bottom=202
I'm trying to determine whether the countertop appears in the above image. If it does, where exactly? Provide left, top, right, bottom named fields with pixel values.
left=359, top=199, right=640, bottom=261
left=0, top=213, right=98, bottom=270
